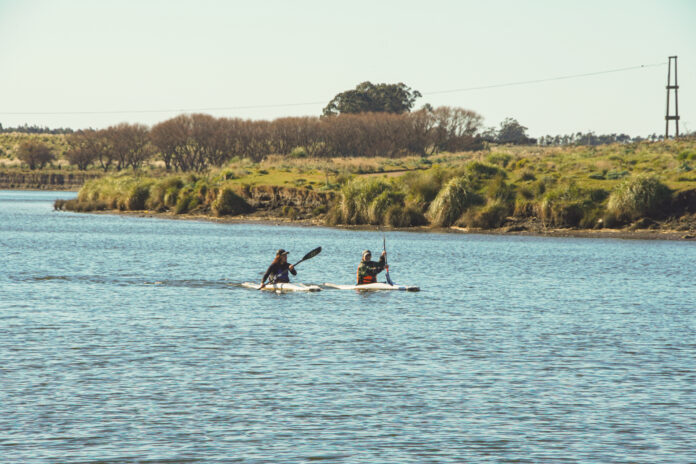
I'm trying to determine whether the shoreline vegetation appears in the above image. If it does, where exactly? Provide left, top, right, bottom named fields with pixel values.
left=50, top=138, right=696, bottom=240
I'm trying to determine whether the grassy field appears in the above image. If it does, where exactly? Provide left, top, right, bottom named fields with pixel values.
left=52, top=137, right=696, bottom=233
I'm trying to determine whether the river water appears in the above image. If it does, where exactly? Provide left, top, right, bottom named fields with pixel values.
left=1, top=190, right=695, bottom=463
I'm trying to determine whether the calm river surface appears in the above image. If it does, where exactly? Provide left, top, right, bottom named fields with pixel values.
left=1, top=190, right=695, bottom=463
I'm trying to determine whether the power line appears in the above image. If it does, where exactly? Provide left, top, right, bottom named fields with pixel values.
left=426, top=62, right=666, bottom=95
left=0, top=62, right=667, bottom=116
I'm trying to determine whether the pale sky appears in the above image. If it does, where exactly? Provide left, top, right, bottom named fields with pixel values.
left=1, top=0, right=694, bottom=136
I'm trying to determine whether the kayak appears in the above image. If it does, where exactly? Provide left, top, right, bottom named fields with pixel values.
left=241, top=282, right=321, bottom=292
left=323, top=282, right=420, bottom=292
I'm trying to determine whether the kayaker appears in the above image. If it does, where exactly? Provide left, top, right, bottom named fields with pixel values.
left=357, top=249, right=386, bottom=285
left=260, top=249, right=297, bottom=288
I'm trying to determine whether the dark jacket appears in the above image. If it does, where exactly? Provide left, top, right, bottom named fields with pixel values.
left=263, top=261, right=297, bottom=283
left=357, top=255, right=385, bottom=284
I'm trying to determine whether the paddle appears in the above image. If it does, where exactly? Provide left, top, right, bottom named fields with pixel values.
left=383, top=234, right=395, bottom=286
left=292, top=246, right=322, bottom=268
left=264, top=246, right=322, bottom=288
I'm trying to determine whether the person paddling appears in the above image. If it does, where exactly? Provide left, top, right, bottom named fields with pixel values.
left=260, top=249, right=297, bottom=288
left=357, top=249, right=386, bottom=285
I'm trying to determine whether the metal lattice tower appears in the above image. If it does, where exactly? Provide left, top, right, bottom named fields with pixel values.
left=665, top=56, right=679, bottom=138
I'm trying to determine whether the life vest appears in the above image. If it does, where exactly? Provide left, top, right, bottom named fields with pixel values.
left=274, top=268, right=290, bottom=283
left=357, top=270, right=376, bottom=285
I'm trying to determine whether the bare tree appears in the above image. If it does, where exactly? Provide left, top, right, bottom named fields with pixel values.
left=16, top=140, right=55, bottom=169
left=65, top=130, right=100, bottom=170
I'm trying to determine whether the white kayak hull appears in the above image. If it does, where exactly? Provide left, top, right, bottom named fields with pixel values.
left=323, top=282, right=420, bottom=292
left=242, top=282, right=321, bottom=292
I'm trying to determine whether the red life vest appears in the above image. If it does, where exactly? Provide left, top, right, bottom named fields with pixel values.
left=357, top=271, right=376, bottom=285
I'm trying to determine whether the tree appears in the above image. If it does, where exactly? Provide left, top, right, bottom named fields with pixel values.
left=151, top=116, right=188, bottom=171
left=103, top=123, right=153, bottom=170
left=16, top=140, right=55, bottom=169
left=65, top=130, right=100, bottom=170
left=323, top=81, right=422, bottom=116
left=430, top=106, right=484, bottom=152
left=496, top=118, right=535, bottom=145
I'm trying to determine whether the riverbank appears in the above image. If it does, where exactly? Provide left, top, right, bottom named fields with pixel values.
left=0, top=170, right=100, bottom=190
left=57, top=206, right=696, bottom=241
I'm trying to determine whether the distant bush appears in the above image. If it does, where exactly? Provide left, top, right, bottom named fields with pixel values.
left=465, top=161, right=506, bottom=180
left=607, top=175, right=671, bottom=221
left=427, top=176, right=481, bottom=226
left=289, top=147, right=308, bottom=158
left=518, top=170, right=536, bottom=182
left=606, top=170, right=629, bottom=180
left=485, top=152, right=513, bottom=167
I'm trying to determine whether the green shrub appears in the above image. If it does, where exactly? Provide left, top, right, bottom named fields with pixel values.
left=462, top=201, right=510, bottom=228
left=289, top=147, right=308, bottom=158
left=281, top=205, right=298, bottom=219
left=486, top=176, right=516, bottom=204
left=427, top=176, right=482, bottom=227
left=606, top=170, right=629, bottom=180
left=400, top=168, right=448, bottom=206
left=385, top=204, right=427, bottom=227
left=311, top=205, right=328, bottom=217
left=518, top=186, right=534, bottom=200
left=174, top=189, right=199, bottom=214
left=368, top=191, right=405, bottom=225
left=518, top=170, right=536, bottom=182
left=539, top=184, right=605, bottom=228
left=607, top=175, right=671, bottom=221
left=514, top=199, right=536, bottom=217
left=339, top=178, right=392, bottom=224
left=486, top=152, right=513, bottom=168
left=466, top=161, right=506, bottom=180
left=212, top=187, right=252, bottom=216
left=126, top=183, right=151, bottom=210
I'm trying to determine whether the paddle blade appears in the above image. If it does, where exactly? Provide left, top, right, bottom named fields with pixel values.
left=293, top=246, right=322, bottom=266
left=302, top=246, right=322, bottom=261
left=385, top=265, right=395, bottom=286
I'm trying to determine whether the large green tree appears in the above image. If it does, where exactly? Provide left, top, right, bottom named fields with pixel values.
left=323, top=82, right=422, bottom=116
left=496, top=118, right=535, bottom=145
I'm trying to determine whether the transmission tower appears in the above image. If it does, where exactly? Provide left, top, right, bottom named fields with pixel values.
left=665, top=56, right=679, bottom=138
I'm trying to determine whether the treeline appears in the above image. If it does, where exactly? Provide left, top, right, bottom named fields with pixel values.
left=538, top=132, right=672, bottom=146
left=0, top=123, right=74, bottom=134
left=50, top=108, right=483, bottom=172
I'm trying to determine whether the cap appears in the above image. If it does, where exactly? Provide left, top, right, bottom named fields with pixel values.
left=362, top=250, right=372, bottom=258
left=276, top=249, right=289, bottom=256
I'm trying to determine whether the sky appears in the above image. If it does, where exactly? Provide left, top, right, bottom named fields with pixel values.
left=0, top=0, right=694, bottom=136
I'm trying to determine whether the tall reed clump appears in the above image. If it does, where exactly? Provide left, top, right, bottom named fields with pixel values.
left=146, top=176, right=184, bottom=211
left=74, top=175, right=146, bottom=211
left=325, top=178, right=427, bottom=227
left=126, top=180, right=153, bottom=210
left=212, top=187, right=251, bottom=216
left=426, top=176, right=481, bottom=227
left=368, top=191, right=405, bottom=225
left=606, top=174, right=671, bottom=223
left=335, top=178, right=391, bottom=224
left=461, top=176, right=516, bottom=228
left=538, top=184, right=608, bottom=228
left=400, top=167, right=449, bottom=207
